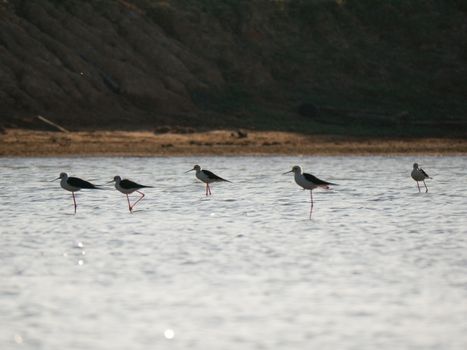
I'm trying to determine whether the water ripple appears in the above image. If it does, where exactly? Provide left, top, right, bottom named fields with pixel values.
left=0, top=156, right=466, bottom=350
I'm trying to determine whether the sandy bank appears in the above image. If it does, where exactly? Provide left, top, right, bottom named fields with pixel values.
left=1, top=129, right=466, bottom=157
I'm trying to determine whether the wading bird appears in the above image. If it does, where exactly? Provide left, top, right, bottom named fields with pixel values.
left=284, top=165, right=336, bottom=219
left=186, top=165, right=230, bottom=196
left=53, top=172, right=101, bottom=214
left=411, top=163, right=431, bottom=192
left=109, top=176, right=153, bottom=212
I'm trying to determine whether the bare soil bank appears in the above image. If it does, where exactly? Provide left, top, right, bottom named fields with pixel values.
left=1, top=1, right=466, bottom=134
left=1, top=129, right=466, bottom=157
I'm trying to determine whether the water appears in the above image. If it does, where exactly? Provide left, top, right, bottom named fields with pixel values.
left=1, top=156, right=466, bottom=350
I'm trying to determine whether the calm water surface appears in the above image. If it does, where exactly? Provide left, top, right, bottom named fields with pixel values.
left=1, top=156, right=466, bottom=350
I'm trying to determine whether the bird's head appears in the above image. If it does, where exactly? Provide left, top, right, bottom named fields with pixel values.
left=186, top=164, right=201, bottom=173
left=108, top=175, right=121, bottom=184
left=283, top=165, right=302, bottom=175
left=53, top=172, right=68, bottom=181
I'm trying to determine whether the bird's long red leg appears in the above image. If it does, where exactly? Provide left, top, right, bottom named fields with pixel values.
left=309, top=190, right=314, bottom=219
left=208, top=183, right=212, bottom=195
left=416, top=181, right=420, bottom=192
left=131, top=191, right=145, bottom=209
left=126, top=194, right=132, bottom=213
left=423, top=180, right=428, bottom=193
left=72, top=192, right=77, bottom=214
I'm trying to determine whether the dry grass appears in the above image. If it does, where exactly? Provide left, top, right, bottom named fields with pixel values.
left=1, top=129, right=466, bottom=156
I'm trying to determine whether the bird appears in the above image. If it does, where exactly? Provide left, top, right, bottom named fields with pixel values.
left=411, top=163, right=431, bottom=192
left=284, top=165, right=337, bottom=219
left=185, top=164, right=230, bottom=196
left=109, top=176, right=153, bottom=212
left=53, top=172, right=101, bottom=214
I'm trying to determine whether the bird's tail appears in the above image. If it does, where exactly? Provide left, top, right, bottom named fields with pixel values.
left=319, top=183, right=337, bottom=189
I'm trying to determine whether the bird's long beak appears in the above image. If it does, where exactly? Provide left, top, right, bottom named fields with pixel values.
left=106, top=180, right=115, bottom=184
left=51, top=177, right=60, bottom=181
left=283, top=170, right=293, bottom=175
left=185, top=169, right=195, bottom=173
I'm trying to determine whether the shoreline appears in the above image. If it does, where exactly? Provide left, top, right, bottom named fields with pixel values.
left=1, top=129, right=466, bottom=157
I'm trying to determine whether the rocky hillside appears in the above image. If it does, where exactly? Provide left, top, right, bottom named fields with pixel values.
left=1, top=0, right=466, bottom=135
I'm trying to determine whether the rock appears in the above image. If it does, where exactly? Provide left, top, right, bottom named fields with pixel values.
left=231, top=129, right=248, bottom=138
left=154, top=126, right=171, bottom=134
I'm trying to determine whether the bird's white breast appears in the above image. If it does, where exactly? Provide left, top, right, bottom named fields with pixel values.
left=115, top=182, right=136, bottom=194
left=196, top=171, right=210, bottom=183
left=60, top=178, right=80, bottom=192
left=295, top=173, right=317, bottom=190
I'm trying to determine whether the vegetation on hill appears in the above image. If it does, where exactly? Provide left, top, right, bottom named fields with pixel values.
left=1, top=0, right=466, bottom=136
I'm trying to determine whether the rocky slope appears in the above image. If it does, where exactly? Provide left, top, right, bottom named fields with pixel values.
left=1, top=0, right=466, bottom=134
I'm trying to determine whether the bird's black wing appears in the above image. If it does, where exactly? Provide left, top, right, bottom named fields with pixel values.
left=120, top=179, right=153, bottom=189
left=203, top=170, right=230, bottom=182
left=68, top=177, right=99, bottom=189
left=303, top=173, right=337, bottom=186
left=420, top=168, right=430, bottom=178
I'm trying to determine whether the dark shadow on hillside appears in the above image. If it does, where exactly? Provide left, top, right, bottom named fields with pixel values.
left=1, top=0, right=466, bottom=138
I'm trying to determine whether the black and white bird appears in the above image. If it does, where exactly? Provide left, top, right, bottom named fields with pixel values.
left=411, top=163, right=431, bottom=192
left=284, top=165, right=337, bottom=219
left=109, top=176, right=153, bottom=212
left=186, top=164, right=230, bottom=196
left=53, top=172, right=101, bottom=214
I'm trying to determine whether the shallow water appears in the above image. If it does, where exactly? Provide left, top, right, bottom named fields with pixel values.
left=1, top=156, right=466, bottom=350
